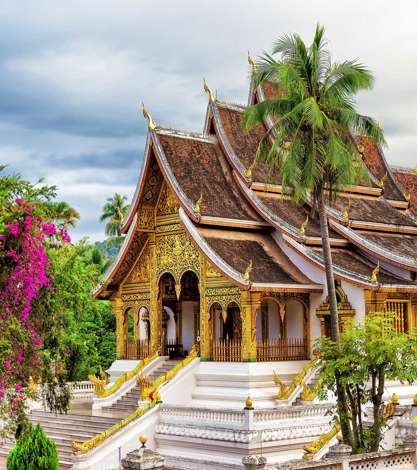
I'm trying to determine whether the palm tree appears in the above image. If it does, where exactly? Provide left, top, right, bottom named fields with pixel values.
left=99, top=193, right=129, bottom=237
left=244, top=25, right=385, bottom=446
left=244, top=24, right=384, bottom=341
left=47, top=201, right=80, bottom=228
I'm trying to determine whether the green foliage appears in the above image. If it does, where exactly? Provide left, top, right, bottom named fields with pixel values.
left=99, top=193, right=129, bottom=237
left=244, top=24, right=385, bottom=203
left=316, top=313, right=417, bottom=452
left=7, top=423, right=58, bottom=470
left=35, top=242, right=116, bottom=381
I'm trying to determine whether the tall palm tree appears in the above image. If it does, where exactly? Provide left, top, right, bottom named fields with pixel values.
left=244, top=24, right=384, bottom=341
left=99, top=193, right=129, bottom=237
left=244, top=25, right=385, bottom=446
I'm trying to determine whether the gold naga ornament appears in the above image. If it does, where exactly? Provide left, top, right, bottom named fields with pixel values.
left=341, top=199, right=351, bottom=222
left=245, top=160, right=255, bottom=178
left=141, top=102, right=157, bottom=130
left=193, top=192, right=203, bottom=214
left=377, top=171, right=388, bottom=188
left=243, top=259, right=253, bottom=281
left=369, top=261, right=380, bottom=283
left=203, top=79, right=216, bottom=103
left=247, top=51, right=256, bottom=73
left=299, top=215, right=309, bottom=237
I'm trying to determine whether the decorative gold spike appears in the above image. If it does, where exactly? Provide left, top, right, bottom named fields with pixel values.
left=194, top=192, right=203, bottom=214
left=243, top=259, right=253, bottom=281
left=299, top=215, right=309, bottom=237
left=247, top=51, right=256, bottom=73
left=405, top=190, right=411, bottom=202
left=245, top=161, right=255, bottom=178
left=203, top=79, right=216, bottom=103
left=358, top=145, right=365, bottom=154
left=369, top=261, right=380, bottom=283
left=377, top=171, right=388, bottom=188
left=341, top=199, right=351, bottom=222
left=141, top=102, right=156, bottom=130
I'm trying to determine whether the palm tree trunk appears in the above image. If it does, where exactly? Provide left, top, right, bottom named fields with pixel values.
left=317, top=192, right=340, bottom=341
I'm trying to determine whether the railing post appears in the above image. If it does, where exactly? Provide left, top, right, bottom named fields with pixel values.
left=241, top=291, right=260, bottom=362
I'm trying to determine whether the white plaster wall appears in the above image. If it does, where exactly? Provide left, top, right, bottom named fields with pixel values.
left=139, top=307, right=148, bottom=340
left=164, top=306, right=176, bottom=342
left=182, top=301, right=195, bottom=352
left=286, top=299, right=304, bottom=338
left=341, top=280, right=366, bottom=322
left=268, top=299, right=281, bottom=339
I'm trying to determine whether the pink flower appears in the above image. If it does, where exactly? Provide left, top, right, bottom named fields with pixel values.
left=15, top=198, right=23, bottom=204
left=41, top=223, right=56, bottom=237
left=15, top=384, right=23, bottom=391
left=6, top=222, right=19, bottom=237
left=59, top=227, right=71, bottom=243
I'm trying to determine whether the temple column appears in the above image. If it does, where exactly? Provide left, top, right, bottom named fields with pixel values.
left=199, top=259, right=210, bottom=360
left=111, top=295, right=125, bottom=359
left=240, top=291, right=261, bottom=362
left=149, top=233, right=161, bottom=355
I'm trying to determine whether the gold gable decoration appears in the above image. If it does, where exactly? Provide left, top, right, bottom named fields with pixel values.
left=137, top=206, right=154, bottom=231
left=156, top=184, right=178, bottom=217
left=316, top=287, right=356, bottom=335
left=125, top=244, right=151, bottom=284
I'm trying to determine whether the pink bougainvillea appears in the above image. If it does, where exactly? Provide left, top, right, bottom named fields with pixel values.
left=0, top=198, right=70, bottom=418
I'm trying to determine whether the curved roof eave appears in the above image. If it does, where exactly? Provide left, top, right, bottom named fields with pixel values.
left=93, top=214, right=138, bottom=299
left=279, top=232, right=417, bottom=291
left=329, top=220, right=417, bottom=272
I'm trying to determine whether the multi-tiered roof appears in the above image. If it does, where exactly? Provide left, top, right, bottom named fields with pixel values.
left=95, top=73, right=417, bottom=299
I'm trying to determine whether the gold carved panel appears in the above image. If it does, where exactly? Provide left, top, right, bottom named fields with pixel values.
left=137, top=206, right=154, bottom=231
left=206, top=286, right=241, bottom=311
left=126, top=244, right=151, bottom=284
left=156, top=184, right=178, bottom=216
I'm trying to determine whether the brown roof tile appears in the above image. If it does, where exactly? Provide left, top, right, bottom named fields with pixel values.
left=331, top=195, right=416, bottom=226
left=357, top=233, right=417, bottom=259
left=157, top=133, right=262, bottom=221
left=357, top=136, right=405, bottom=201
left=217, top=105, right=281, bottom=184
left=392, top=169, right=417, bottom=217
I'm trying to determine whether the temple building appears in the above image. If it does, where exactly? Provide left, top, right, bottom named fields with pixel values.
left=94, top=74, right=417, bottom=365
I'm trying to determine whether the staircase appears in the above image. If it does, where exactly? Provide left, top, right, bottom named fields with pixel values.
left=0, top=410, right=119, bottom=467
left=100, top=359, right=181, bottom=416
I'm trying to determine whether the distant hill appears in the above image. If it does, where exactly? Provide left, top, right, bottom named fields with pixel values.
left=95, top=237, right=123, bottom=261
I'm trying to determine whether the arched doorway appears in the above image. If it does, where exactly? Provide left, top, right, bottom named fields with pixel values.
left=124, top=307, right=136, bottom=359
left=158, top=272, right=178, bottom=356
left=179, top=271, right=200, bottom=356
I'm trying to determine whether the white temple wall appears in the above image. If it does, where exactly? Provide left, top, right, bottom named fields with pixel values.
left=309, top=293, right=325, bottom=345
left=164, top=306, right=176, bottom=342
left=341, top=281, right=366, bottom=321
left=268, top=299, right=281, bottom=339
left=285, top=299, right=304, bottom=338
left=182, top=300, right=195, bottom=352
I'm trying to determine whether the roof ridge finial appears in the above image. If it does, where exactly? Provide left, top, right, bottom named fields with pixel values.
left=377, top=171, right=388, bottom=188
left=247, top=51, right=256, bottom=73
left=141, top=102, right=157, bottom=130
left=341, top=199, right=351, bottom=222
left=299, top=215, right=309, bottom=237
left=243, top=259, right=253, bottom=281
left=369, top=260, right=380, bottom=283
left=194, top=192, right=203, bottom=214
left=203, top=78, right=216, bottom=103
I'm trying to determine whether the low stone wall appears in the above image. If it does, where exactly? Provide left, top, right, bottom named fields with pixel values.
left=268, top=447, right=417, bottom=470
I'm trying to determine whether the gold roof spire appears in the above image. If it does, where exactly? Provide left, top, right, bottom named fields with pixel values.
left=299, top=215, right=309, bottom=237
left=141, top=102, right=156, bottom=130
left=377, top=171, right=388, bottom=188
left=243, top=259, right=253, bottom=281
left=369, top=261, right=380, bottom=283
left=193, top=192, right=203, bottom=214
left=203, top=78, right=216, bottom=103
left=247, top=51, right=256, bottom=73
left=341, top=199, right=351, bottom=222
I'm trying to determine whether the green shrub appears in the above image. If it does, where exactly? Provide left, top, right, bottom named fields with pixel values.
left=7, top=423, right=58, bottom=470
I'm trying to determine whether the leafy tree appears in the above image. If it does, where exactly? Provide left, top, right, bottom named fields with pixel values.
left=317, top=314, right=417, bottom=453
left=7, top=423, right=58, bottom=470
left=46, top=201, right=80, bottom=228
left=243, top=24, right=384, bottom=442
left=99, top=193, right=129, bottom=237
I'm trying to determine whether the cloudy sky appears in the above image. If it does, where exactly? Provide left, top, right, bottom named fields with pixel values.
left=2, top=1, right=417, bottom=241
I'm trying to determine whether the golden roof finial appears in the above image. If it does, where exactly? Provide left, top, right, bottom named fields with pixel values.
left=341, top=199, right=351, bottom=222
left=247, top=51, right=256, bottom=73
left=194, top=192, right=203, bottom=214
left=141, top=102, right=156, bottom=130
left=203, top=78, right=216, bottom=103
left=358, top=144, right=365, bottom=154
left=299, top=215, right=309, bottom=237
left=369, top=261, right=380, bottom=283
left=377, top=171, right=388, bottom=188
left=243, top=259, right=253, bottom=281
left=245, top=160, right=255, bottom=178
left=405, top=190, right=411, bottom=202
